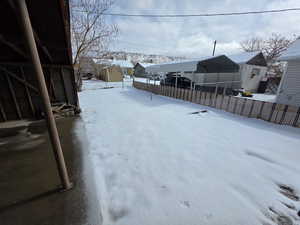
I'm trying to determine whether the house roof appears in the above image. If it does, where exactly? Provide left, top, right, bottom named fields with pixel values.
left=134, top=62, right=156, bottom=68
left=145, top=55, right=239, bottom=74
left=228, top=51, right=261, bottom=64
left=279, top=39, right=300, bottom=61
left=139, top=63, right=156, bottom=68
left=111, top=60, right=133, bottom=68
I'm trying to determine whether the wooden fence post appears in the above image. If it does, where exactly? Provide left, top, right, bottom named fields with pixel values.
left=268, top=103, right=277, bottom=122
left=280, top=105, right=289, bottom=124
left=240, top=98, right=247, bottom=116
left=292, top=107, right=300, bottom=127
left=226, top=96, right=231, bottom=112
left=248, top=100, right=255, bottom=117
left=233, top=97, right=238, bottom=114
left=258, top=102, right=265, bottom=119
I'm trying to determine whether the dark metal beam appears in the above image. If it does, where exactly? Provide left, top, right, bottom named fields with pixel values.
left=0, top=65, right=39, bottom=93
left=7, top=0, right=54, bottom=63
left=0, top=99, right=7, bottom=121
left=5, top=73, right=22, bottom=119
left=0, top=62, right=73, bottom=69
left=59, top=68, right=69, bottom=104
left=0, top=35, right=28, bottom=59
left=20, top=66, right=36, bottom=116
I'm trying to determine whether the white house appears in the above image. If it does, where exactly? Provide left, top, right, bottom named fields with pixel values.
left=276, top=39, right=300, bottom=107
left=228, top=51, right=268, bottom=92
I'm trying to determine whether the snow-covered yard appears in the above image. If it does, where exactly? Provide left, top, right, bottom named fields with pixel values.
left=79, top=80, right=300, bottom=225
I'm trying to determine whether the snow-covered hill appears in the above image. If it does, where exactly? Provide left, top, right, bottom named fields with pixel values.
left=100, top=51, right=185, bottom=64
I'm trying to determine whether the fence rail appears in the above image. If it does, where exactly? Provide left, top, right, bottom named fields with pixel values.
left=133, top=81, right=300, bottom=128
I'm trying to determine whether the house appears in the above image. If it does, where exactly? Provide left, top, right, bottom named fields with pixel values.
left=145, top=55, right=240, bottom=92
left=97, top=65, right=123, bottom=82
left=276, top=38, right=300, bottom=106
left=228, top=51, right=268, bottom=92
left=111, top=60, right=134, bottom=76
left=134, top=62, right=155, bottom=77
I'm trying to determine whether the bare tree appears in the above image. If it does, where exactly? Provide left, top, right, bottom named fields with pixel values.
left=263, top=33, right=294, bottom=62
left=240, top=33, right=297, bottom=78
left=70, top=0, right=118, bottom=90
left=240, top=37, right=264, bottom=53
left=240, top=33, right=295, bottom=63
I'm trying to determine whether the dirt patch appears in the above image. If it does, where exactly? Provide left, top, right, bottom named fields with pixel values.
left=189, top=110, right=208, bottom=115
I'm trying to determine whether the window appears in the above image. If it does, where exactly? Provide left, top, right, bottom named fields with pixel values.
left=251, top=68, right=260, bottom=78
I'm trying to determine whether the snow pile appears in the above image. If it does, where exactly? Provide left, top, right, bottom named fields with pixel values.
left=79, top=80, right=300, bottom=225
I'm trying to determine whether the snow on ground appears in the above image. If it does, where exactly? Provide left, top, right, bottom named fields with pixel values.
left=134, top=77, right=159, bottom=85
left=79, top=80, right=300, bottom=225
left=236, top=93, right=277, bottom=103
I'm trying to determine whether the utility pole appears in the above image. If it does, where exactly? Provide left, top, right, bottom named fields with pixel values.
left=212, top=40, right=217, bottom=56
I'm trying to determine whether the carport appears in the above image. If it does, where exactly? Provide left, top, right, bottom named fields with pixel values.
left=145, top=55, right=240, bottom=91
left=0, top=0, right=78, bottom=191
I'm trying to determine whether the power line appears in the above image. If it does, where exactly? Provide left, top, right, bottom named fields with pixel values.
left=101, top=7, right=300, bottom=17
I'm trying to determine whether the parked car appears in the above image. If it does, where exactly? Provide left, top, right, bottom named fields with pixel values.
left=161, top=76, right=193, bottom=89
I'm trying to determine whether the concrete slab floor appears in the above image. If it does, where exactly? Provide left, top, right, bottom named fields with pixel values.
left=0, top=117, right=102, bottom=225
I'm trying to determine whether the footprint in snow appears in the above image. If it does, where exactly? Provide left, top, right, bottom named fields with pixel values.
left=180, top=200, right=190, bottom=208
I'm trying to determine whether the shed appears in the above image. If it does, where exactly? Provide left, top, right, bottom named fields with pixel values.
left=146, top=55, right=240, bottom=90
left=98, top=65, right=123, bottom=82
left=111, top=60, right=134, bottom=75
left=134, top=62, right=155, bottom=77
left=276, top=39, right=300, bottom=106
left=228, top=51, right=267, bottom=92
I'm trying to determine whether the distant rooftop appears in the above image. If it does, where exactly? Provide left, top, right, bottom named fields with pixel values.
left=228, top=51, right=262, bottom=64
left=138, top=62, right=156, bottom=68
left=111, top=60, right=134, bottom=68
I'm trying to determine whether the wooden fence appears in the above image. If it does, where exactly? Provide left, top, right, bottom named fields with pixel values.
left=133, top=81, right=300, bottom=128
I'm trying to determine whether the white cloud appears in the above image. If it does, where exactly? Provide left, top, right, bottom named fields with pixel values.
left=110, top=0, right=300, bottom=57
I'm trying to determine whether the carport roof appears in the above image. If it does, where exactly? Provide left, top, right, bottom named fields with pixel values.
left=0, top=0, right=72, bottom=65
left=145, top=55, right=239, bottom=74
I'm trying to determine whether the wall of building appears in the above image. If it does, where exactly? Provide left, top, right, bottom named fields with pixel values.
left=133, top=65, right=147, bottom=77
left=240, top=64, right=267, bottom=92
left=0, top=64, right=78, bottom=122
left=277, top=60, right=300, bottom=107
left=98, top=66, right=123, bottom=82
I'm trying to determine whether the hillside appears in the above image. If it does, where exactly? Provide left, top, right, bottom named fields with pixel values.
left=100, top=51, right=185, bottom=64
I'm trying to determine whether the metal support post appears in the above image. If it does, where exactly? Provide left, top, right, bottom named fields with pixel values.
left=15, top=0, right=72, bottom=190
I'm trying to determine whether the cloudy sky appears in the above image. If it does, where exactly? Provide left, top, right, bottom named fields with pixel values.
left=106, top=0, right=300, bottom=58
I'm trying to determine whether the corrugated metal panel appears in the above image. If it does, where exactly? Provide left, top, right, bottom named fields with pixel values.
left=277, top=60, right=300, bottom=106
